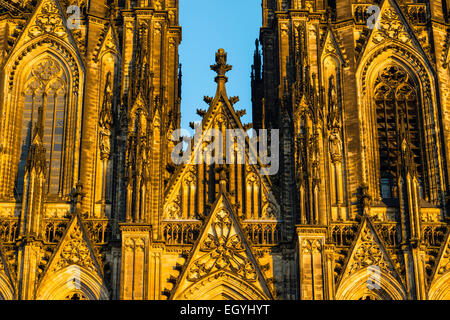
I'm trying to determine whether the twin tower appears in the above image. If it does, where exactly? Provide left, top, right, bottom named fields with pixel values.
left=0, top=0, right=449, bottom=300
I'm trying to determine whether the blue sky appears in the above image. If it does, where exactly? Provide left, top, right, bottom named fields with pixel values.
left=179, top=0, right=261, bottom=131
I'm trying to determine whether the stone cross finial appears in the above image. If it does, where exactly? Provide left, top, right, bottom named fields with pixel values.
left=210, top=49, right=232, bottom=83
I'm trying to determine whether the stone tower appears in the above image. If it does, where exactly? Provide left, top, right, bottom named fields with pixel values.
left=251, top=0, right=450, bottom=299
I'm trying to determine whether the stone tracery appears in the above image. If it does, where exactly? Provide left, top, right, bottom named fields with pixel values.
left=187, top=209, right=257, bottom=283
left=0, top=0, right=448, bottom=301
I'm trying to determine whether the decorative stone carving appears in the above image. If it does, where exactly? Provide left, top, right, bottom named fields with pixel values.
left=329, top=128, right=342, bottom=163
left=29, top=1, right=66, bottom=39
left=302, top=239, right=322, bottom=254
left=53, top=224, right=96, bottom=273
left=187, top=209, right=257, bottom=283
left=345, top=222, right=394, bottom=278
left=372, top=8, right=410, bottom=45
left=165, top=201, right=181, bottom=220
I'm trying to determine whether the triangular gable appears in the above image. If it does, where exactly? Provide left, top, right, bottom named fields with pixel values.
left=130, top=90, right=148, bottom=116
left=163, top=113, right=280, bottom=221
left=39, top=214, right=104, bottom=284
left=321, top=29, right=347, bottom=67
left=429, top=230, right=450, bottom=285
left=6, top=0, right=83, bottom=61
left=337, top=217, right=405, bottom=287
left=164, top=52, right=279, bottom=220
left=357, top=0, right=429, bottom=66
left=93, top=22, right=121, bottom=63
left=171, top=193, right=273, bottom=299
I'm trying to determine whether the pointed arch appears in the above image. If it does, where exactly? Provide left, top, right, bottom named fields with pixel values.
left=0, top=36, right=84, bottom=200
left=0, top=255, right=14, bottom=300
left=428, top=272, right=450, bottom=300
left=174, top=271, right=269, bottom=300
left=0, top=274, right=14, bottom=300
left=356, top=43, right=445, bottom=205
left=36, top=265, right=109, bottom=300
left=335, top=268, right=407, bottom=300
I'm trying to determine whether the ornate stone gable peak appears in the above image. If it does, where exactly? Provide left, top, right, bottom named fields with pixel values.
left=29, top=0, right=66, bottom=38
left=164, top=50, right=278, bottom=208
left=171, top=194, right=272, bottom=300
left=430, top=230, right=450, bottom=284
left=41, top=214, right=104, bottom=279
left=372, top=0, right=411, bottom=45
left=338, top=217, right=403, bottom=286
left=93, top=23, right=120, bottom=63
left=321, top=29, right=348, bottom=67
left=7, top=0, right=82, bottom=61
left=357, top=0, right=427, bottom=66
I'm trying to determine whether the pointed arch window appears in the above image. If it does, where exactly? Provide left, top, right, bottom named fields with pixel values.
left=16, top=58, right=67, bottom=197
left=374, top=65, right=425, bottom=201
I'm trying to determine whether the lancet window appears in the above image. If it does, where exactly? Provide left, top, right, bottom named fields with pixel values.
left=15, top=58, right=67, bottom=197
left=374, top=65, right=424, bottom=200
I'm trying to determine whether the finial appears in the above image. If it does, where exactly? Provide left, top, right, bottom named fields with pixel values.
left=210, top=49, right=232, bottom=84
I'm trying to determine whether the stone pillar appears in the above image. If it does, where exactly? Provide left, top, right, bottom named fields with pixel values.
left=296, top=226, right=329, bottom=300
left=147, top=244, right=164, bottom=300
left=119, top=224, right=151, bottom=300
left=16, top=239, right=42, bottom=300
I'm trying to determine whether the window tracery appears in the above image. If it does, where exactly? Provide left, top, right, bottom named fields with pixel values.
left=374, top=65, right=424, bottom=201
left=16, top=58, right=67, bottom=197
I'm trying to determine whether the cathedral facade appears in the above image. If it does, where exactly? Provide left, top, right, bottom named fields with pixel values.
left=0, top=0, right=449, bottom=300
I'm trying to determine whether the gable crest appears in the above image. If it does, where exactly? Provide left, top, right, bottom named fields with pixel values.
left=372, top=1, right=411, bottom=45
left=42, top=214, right=104, bottom=278
left=171, top=194, right=272, bottom=300
left=321, top=29, right=348, bottom=67
left=357, top=0, right=430, bottom=67
left=93, top=23, right=121, bottom=63
left=163, top=49, right=280, bottom=222
left=18, top=0, right=79, bottom=44
left=339, top=217, right=403, bottom=284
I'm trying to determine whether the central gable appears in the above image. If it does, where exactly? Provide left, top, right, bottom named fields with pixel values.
left=163, top=49, right=280, bottom=222
left=171, top=193, right=272, bottom=300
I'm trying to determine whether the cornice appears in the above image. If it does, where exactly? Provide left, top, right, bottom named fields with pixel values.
left=119, top=223, right=152, bottom=233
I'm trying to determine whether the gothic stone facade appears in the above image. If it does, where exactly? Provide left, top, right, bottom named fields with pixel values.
left=0, top=0, right=449, bottom=300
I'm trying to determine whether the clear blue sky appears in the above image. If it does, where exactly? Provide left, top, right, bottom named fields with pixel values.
left=179, top=0, right=261, bottom=131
